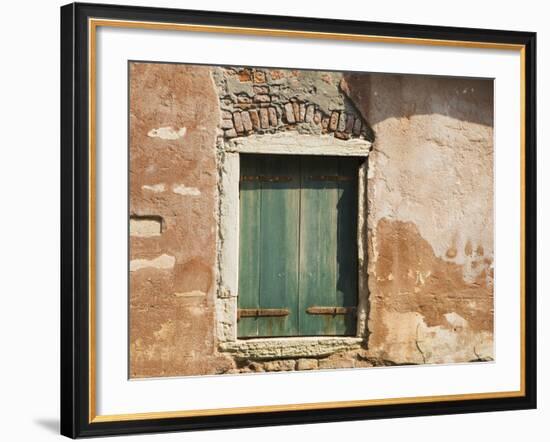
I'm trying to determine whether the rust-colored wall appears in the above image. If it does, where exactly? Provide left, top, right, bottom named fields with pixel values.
left=129, top=65, right=495, bottom=377
left=344, top=74, right=494, bottom=363
left=129, top=62, right=233, bottom=377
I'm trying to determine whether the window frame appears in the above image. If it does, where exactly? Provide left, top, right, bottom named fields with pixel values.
left=216, top=132, right=371, bottom=359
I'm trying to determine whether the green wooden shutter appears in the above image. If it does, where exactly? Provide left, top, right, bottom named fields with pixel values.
left=238, top=154, right=359, bottom=338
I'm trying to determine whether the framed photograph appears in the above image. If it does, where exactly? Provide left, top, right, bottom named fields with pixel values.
left=60, top=2, right=537, bottom=438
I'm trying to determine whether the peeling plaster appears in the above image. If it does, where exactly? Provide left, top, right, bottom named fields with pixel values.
left=172, top=184, right=201, bottom=196
left=130, top=254, right=176, bottom=272
left=142, top=183, right=166, bottom=193
left=147, top=126, right=187, bottom=140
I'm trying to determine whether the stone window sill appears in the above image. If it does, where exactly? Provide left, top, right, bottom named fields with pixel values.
left=219, top=336, right=364, bottom=360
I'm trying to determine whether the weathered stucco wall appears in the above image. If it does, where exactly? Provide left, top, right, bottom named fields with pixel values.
left=129, top=62, right=234, bottom=377
left=129, top=63, right=494, bottom=378
left=344, top=73, right=494, bottom=364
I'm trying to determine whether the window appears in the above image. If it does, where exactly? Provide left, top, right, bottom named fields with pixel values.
left=238, top=154, right=360, bottom=338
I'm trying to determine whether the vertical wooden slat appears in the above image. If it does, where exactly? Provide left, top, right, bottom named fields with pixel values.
left=238, top=154, right=358, bottom=338
left=237, top=155, right=262, bottom=337
left=258, top=155, right=300, bottom=336
left=335, top=157, right=359, bottom=335
left=299, top=156, right=339, bottom=335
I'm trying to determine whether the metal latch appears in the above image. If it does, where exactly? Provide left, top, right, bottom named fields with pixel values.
left=237, top=308, right=290, bottom=320
left=306, top=306, right=356, bottom=316
left=241, top=175, right=293, bottom=182
left=306, top=175, right=353, bottom=181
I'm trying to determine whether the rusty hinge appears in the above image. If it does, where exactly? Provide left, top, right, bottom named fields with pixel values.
left=307, top=175, right=353, bottom=182
left=306, top=306, right=356, bottom=316
left=237, top=308, right=290, bottom=320
left=241, top=175, right=293, bottom=182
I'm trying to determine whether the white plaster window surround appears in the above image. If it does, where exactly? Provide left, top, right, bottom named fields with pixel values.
left=216, top=132, right=372, bottom=359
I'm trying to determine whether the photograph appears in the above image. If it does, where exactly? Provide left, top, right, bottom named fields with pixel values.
left=56, top=2, right=537, bottom=438
left=129, top=62, right=495, bottom=378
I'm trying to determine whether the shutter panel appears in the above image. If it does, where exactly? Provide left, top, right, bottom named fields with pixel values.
left=299, top=157, right=358, bottom=336
left=238, top=155, right=300, bottom=337
left=238, top=154, right=358, bottom=338
left=237, top=155, right=262, bottom=337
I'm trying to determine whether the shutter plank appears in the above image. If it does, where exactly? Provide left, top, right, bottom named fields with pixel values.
left=258, top=155, right=300, bottom=336
left=237, top=155, right=262, bottom=337
left=299, top=156, right=339, bottom=335
left=335, top=157, right=359, bottom=335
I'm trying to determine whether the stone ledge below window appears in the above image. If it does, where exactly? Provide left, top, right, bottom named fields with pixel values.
left=219, top=336, right=365, bottom=360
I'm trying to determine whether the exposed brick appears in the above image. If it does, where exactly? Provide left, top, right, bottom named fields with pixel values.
left=299, top=103, right=306, bottom=122
left=305, top=105, right=315, bottom=123
left=335, top=131, right=350, bottom=140
left=221, top=119, right=234, bottom=130
left=338, top=112, right=347, bottom=132
left=345, top=114, right=355, bottom=133
left=329, top=111, right=339, bottom=131
left=263, top=360, right=295, bottom=371
left=268, top=107, right=278, bottom=126
left=253, top=70, right=266, bottom=83
left=284, top=103, right=296, bottom=124
left=254, top=95, right=271, bottom=103
left=241, top=111, right=253, bottom=132
left=233, top=112, right=244, bottom=133
left=296, top=359, right=318, bottom=370
left=353, top=117, right=362, bottom=136
left=249, top=109, right=260, bottom=130
left=237, top=95, right=252, bottom=104
left=238, top=69, right=252, bottom=82
left=259, top=108, right=270, bottom=129
left=314, top=111, right=322, bottom=124
left=224, top=128, right=237, bottom=138
left=292, top=102, right=300, bottom=122
left=318, top=358, right=355, bottom=369
left=269, top=70, right=284, bottom=80
left=253, top=85, right=269, bottom=94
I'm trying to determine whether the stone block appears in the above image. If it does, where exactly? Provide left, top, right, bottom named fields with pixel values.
left=292, top=102, right=300, bottom=122
left=237, top=95, right=252, bottom=104
left=299, top=103, right=306, bottom=122
left=130, top=217, right=162, bottom=237
left=263, top=360, right=295, bottom=371
left=314, top=111, right=322, bottom=124
left=259, top=108, right=270, bottom=129
left=254, top=95, right=271, bottom=103
left=241, top=111, right=253, bottom=132
left=253, top=70, right=266, bottom=83
left=249, top=109, right=260, bottom=129
left=238, top=69, right=252, bottom=82
left=233, top=112, right=244, bottom=133
left=338, top=112, right=347, bottom=132
left=220, top=119, right=234, bottom=129
left=296, top=359, right=318, bottom=370
left=318, top=357, right=355, bottom=369
left=329, top=111, right=339, bottom=131
left=284, top=102, right=295, bottom=124
left=268, top=107, right=278, bottom=126
left=224, top=128, right=238, bottom=138
left=305, top=105, right=315, bottom=123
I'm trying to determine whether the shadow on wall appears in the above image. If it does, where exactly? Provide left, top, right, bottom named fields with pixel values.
left=343, top=73, right=494, bottom=128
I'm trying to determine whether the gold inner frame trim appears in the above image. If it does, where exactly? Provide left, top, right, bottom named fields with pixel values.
left=88, top=17, right=527, bottom=424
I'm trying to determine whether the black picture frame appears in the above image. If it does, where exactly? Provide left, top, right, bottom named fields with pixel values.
left=60, top=2, right=537, bottom=438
